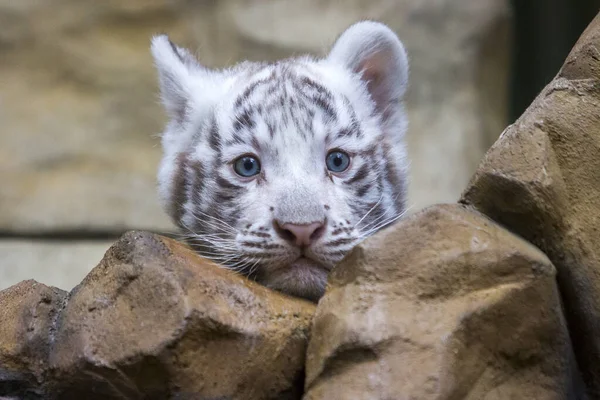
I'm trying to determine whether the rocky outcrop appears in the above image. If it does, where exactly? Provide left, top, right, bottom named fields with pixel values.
left=2, top=211, right=584, bottom=400
left=0, top=281, right=67, bottom=398
left=304, top=204, right=579, bottom=399
left=461, top=12, right=600, bottom=395
left=3, top=207, right=583, bottom=399
left=0, top=232, right=315, bottom=399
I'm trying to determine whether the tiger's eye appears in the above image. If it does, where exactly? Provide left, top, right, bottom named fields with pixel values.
left=233, top=155, right=261, bottom=177
left=326, top=150, right=350, bottom=173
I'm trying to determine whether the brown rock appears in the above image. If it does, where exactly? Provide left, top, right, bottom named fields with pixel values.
left=304, top=205, right=579, bottom=399
left=461, top=12, right=600, bottom=396
left=0, top=231, right=315, bottom=399
left=0, top=280, right=67, bottom=399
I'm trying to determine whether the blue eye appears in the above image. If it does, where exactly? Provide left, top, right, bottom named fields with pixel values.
left=326, top=150, right=350, bottom=173
left=233, top=155, right=261, bottom=177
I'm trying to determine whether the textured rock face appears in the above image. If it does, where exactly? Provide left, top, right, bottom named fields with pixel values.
left=0, top=232, right=315, bottom=399
left=304, top=205, right=579, bottom=399
left=461, top=12, right=600, bottom=396
left=0, top=0, right=511, bottom=238
left=0, top=281, right=67, bottom=398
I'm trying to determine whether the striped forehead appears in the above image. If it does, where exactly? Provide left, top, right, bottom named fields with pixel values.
left=215, top=62, right=376, bottom=150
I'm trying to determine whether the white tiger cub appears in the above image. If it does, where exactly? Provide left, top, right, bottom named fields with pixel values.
left=150, top=21, right=410, bottom=301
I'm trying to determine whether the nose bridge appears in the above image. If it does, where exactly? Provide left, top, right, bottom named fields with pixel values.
left=274, top=181, right=325, bottom=224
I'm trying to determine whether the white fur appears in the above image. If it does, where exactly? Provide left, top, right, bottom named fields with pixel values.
left=150, top=21, right=410, bottom=301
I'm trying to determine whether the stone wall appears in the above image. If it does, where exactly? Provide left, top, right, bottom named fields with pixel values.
left=0, top=0, right=512, bottom=290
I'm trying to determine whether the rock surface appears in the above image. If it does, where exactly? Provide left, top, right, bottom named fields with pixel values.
left=461, top=12, right=600, bottom=396
left=304, top=204, right=580, bottom=399
left=0, top=0, right=511, bottom=236
left=0, top=281, right=67, bottom=399
left=0, top=231, right=315, bottom=399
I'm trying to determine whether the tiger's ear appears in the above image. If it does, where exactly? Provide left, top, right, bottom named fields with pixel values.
left=150, top=35, right=203, bottom=122
left=328, top=21, right=409, bottom=119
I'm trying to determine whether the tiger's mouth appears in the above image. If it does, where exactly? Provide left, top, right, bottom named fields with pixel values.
left=290, top=255, right=328, bottom=271
left=257, top=255, right=330, bottom=302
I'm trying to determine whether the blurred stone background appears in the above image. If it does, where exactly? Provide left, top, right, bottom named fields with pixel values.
left=0, top=0, right=598, bottom=291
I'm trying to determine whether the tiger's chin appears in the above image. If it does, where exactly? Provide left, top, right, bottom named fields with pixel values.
left=259, top=257, right=330, bottom=302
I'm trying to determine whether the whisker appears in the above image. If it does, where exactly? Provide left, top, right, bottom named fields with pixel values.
left=188, top=239, right=238, bottom=252
left=247, top=259, right=261, bottom=280
left=189, top=212, right=237, bottom=236
left=191, top=208, right=238, bottom=232
left=353, top=193, right=384, bottom=229
left=186, top=234, right=238, bottom=245
left=359, top=214, right=402, bottom=237
left=356, top=191, right=406, bottom=232
left=171, top=199, right=232, bottom=237
left=358, top=211, right=389, bottom=233
left=358, top=207, right=411, bottom=240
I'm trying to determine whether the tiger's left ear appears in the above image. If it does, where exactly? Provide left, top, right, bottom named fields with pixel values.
left=328, top=21, right=409, bottom=119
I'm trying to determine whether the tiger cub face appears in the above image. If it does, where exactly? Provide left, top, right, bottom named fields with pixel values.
left=151, top=21, right=410, bottom=301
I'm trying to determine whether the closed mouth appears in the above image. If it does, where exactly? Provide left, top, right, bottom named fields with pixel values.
left=291, top=256, right=328, bottom=271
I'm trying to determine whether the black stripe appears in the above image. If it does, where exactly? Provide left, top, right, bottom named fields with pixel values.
left=239, top=109, right=255, bottom=129
left=337, top=127, right=353, bottom=139
left=208, top=121, right=220, bottom=151
left=229, top=207, right=242, bottom=226
left=233, top=109, right=256, bottom=133
left=240, top=241, right=283, bottom=249
left=171, top=153, right=189, bottom=224
left=189, top=160, right=205, bottom=210
left=356, top=183, right=372, bottom=198
left=330, top=228, right=346, bottom=236
left=300, top=77, right=333, bottom=98
left=234, top=71, right=277, bottom=109
left=267, top=122, right=275, bottom=138
left=343, top=96, right=363, bottom=138
left=345, top=164, right=369, bottom=185
left=266, top=84, right=279, bottom=96
left=235, top=80, right=262, bottom=108
left=314, top=96, right=337, bottom=121
left=370, top=204, right=385, bottom=228
left=226, top=133, right=248, bottom=146
left=251, top=136, right=261, bottom=152
left=289, top=112, right=306, bottom=138
left=325, top=237, right=355, bottom=247
left=215, top=174, right=243, bottom=191
left=384, top=150, right=402, bottom=194
left=214, top=188, right=238, bottom=203
left=249, top=231, right=271, bottom=238
left=168, top=39, right=184, bottom=63
left=358, top=145, right=378, bottom=158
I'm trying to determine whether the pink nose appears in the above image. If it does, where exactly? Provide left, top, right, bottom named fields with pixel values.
left=275, top=221, right=325, bottom=247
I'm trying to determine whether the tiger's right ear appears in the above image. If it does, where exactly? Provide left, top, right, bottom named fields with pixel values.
left=150, top=35, right=203, bottom=122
